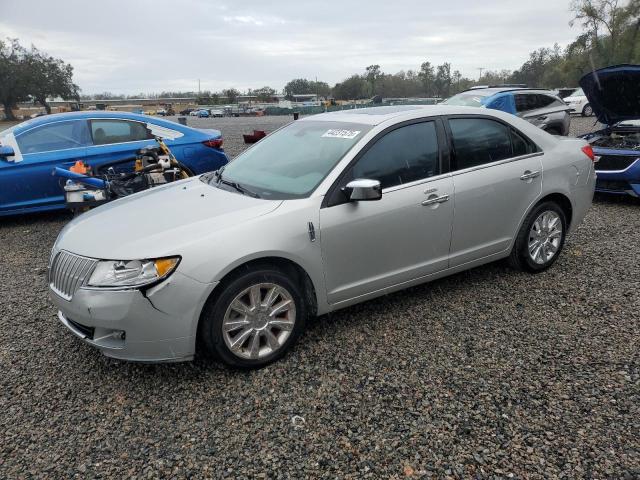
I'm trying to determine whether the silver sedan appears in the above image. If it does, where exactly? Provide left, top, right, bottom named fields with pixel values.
left=49, top=106, right=596, bottom=367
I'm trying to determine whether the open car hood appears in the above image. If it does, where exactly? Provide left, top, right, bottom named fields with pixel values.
left=579, top=64, right=640, bottom=125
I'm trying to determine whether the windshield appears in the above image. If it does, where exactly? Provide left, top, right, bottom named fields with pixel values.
left=442, top=92, right=492, bottom=107
left=209, top=120, right=371, bottom=199
left=569, top=88, right=584, bottom=97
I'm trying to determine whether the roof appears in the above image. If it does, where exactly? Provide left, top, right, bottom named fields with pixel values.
left=302, top=105, right=497, bottom=125
left=460, top=87, right=555, bottom=96
left=11, top=111, right=185, bottom=136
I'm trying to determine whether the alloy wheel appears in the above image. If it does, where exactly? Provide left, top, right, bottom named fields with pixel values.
left=222, top=283, right=296, bottom=360
left=528, top=211, right=563, bottom=265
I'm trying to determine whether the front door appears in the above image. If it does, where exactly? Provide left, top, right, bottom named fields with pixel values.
left=0, top=120, right=89, bottom=212
left=320, top=120, right=454, bottom=305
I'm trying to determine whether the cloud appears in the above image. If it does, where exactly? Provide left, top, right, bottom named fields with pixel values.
left=0, top=0, right=578, bottom=94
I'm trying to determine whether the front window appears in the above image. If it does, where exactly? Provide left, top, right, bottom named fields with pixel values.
left=443, top=92, right=492, bottom=107
left=16, top=120, right=90, bottom=154
left=209, top=120, right=371, bottom=199
left=568, top=88, right=584, bottom=97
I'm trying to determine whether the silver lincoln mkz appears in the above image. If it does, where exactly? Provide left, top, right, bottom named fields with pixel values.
left=49, top=106, right=595, bottom=367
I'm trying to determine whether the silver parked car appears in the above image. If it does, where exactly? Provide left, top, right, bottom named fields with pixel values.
left=444, top=87, right=572, bottom=136
left=49, top=106, right=596, bottom=367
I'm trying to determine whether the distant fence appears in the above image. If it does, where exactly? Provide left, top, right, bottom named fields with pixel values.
left=264, top=99, right=439, bottom=116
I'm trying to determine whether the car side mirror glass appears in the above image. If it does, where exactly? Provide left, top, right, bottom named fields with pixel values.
left=0, top=145, right=15, bottom=160
left=344, top=179, right=382, bottom=201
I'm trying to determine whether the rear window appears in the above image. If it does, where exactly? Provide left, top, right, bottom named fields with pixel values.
left=90, top=119, right=153, bottom=145
left=17, top=121, right=90, bottom=154
left=443, top=92, right=492, bottom=107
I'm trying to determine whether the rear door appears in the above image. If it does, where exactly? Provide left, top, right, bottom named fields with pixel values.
left=84, top=118, right=157, bottom=173
left=446, top=116, right=543, bottom=267
left=0, top=120, right=90, bottom=212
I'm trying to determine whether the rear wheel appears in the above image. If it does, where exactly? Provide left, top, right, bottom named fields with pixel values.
left=582, top=104, right=593, bottom=117
left=199, top=267, right=307, bottom=368
left=509, top=202, right=567, bottom=273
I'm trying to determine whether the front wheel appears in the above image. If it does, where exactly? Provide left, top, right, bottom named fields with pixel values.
left=198, top=267, right=307, bottom=368
left=509, top=202, right=567, bottom=273
left=582, top=104, right=593, bottom=117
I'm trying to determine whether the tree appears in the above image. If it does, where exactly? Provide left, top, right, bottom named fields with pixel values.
left=332, top=75, right=368, bottom=100
left=365, top=64, right=381, bottom=95
left=0, top=39, right=31, bottom=120
left=222, top=88, right=239, bottom=103
left=283, top=78, right=312, bottom=99
left=27, top=48, right=79, bottom=113
left=418, top=61, right=435, bottom=96
left=254, top=86, right=277, bottom=102
left=434, top=63, right=452, bottom=98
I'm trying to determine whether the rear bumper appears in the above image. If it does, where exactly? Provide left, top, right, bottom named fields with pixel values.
left=50, top=272, right=216, bottom=362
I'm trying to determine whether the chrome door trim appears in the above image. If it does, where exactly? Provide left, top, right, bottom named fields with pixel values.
left=421, top=194, right=450, bottom=206
left=520, top=170, right=541, bottom=180
left=448, top=152, right=544, bottom=178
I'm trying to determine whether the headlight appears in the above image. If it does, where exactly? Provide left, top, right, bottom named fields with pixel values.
left=87, top=256, right=180, bottom=288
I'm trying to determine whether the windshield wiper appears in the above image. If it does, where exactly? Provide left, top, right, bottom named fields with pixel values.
left=217, top=173, right=260, bottom=198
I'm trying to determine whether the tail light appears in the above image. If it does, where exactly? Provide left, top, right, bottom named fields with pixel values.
left=581, top=145, right=596, bottom=162
left=203, top=138, right=223, bottom=149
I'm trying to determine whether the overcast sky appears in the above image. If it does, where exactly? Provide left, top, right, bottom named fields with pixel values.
left=0, top=0, right=579, bottom=94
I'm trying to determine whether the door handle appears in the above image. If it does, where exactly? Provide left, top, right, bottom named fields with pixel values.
left=520, top=170, right=540, bottom=180
left=422, top=194, right=449, bottom=206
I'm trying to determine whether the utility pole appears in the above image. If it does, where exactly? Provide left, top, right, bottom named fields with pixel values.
left=477, top=68, right=485, bottom=82
left=198, top=79, right=201, bottom=95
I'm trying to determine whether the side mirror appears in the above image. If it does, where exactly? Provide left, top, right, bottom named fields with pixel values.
left=0, top=145, right=15, bottom=160
left=344, top=179, right=382, bottom=201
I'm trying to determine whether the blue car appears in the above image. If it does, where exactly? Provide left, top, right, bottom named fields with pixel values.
left=197, top=109, right=210, bottom=118
left=579, top=64, right=640, bottom=197
left=0, top=111, right=228, bottom=216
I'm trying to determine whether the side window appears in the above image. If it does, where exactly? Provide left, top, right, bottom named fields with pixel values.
left=535, top=95, right=555, bottom=109
left=511, top=128, right=536, bottom=157
left=350, top=122, right=439, bottom=190
left=514, top=94, right=530, bottom=113
left=90, top=120, right=153, bottom=145
left=17, top=121, right=90, bottom=154
left=449, top=118, right=512, bottom=170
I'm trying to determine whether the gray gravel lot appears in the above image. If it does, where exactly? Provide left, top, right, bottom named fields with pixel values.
left=1, top=115, right=639, bottom=478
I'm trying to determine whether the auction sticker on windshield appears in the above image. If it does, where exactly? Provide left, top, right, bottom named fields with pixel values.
left=322, top=129, right=361, bottom=139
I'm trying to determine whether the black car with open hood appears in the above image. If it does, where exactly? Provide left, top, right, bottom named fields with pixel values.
left=579, top=64, right=640, bottom=126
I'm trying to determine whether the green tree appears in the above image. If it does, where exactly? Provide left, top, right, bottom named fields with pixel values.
left=222, top=88, right=240, bottom=103
left=332, top=75, right=368, bottom=100
left=283, top=78, right=312, bottom=99
left=27, top=48, right=79, bottom=114
left=0, top=39, right=31, bottom=120
left=418, top=61, right=435, bottom=96
left=365, top=64, right=381, bottom=95
left=254, top=86, right=277, bottom=102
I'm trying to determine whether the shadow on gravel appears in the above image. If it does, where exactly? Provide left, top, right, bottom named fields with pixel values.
left=593, top=192, right=640, bottom=206
left=0, top=209, right=72, bottom=227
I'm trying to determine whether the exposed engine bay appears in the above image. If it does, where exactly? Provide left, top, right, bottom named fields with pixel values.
left=588, top=130, right=640, bottom=150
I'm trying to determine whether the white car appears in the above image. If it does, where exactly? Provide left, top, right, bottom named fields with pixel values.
left=564, top=88, right=593, bottom=117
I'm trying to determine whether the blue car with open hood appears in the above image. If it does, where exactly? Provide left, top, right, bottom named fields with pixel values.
left=0, top=111, right=228, bottom=216
left=580, top=64, right=640, bottom=197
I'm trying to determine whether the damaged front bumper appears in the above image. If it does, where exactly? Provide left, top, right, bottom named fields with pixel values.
left=50, top=272, right=216, bottom=362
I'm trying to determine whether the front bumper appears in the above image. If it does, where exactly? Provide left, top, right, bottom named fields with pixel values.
left=50, top=272, right=216, bottom=362
left=594, top=156, right=640, bottom=197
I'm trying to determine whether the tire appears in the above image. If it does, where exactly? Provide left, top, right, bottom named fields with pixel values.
left=509, top=201, right=567, bottom=273
left=198, top=267, right=307, bottom=368
left=582, top=104, right=593, bottom=117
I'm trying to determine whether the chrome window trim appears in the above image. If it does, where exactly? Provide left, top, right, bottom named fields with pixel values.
left=449, top=152, right=544, bottom=177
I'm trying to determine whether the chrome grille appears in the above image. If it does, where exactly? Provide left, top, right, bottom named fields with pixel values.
left=49, top=251, right=98, bottom=300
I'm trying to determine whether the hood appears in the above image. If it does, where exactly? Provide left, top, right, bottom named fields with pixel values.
left=579, top=64, right=640, bottom=125
left=55, top=177, right=282, bottom=259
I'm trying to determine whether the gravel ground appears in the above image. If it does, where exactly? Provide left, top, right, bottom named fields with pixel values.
left=1, top=115, right=639, bottom=479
